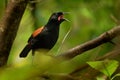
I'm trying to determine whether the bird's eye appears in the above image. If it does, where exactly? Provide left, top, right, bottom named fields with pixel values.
left=58, top=15, right=64, bottom=21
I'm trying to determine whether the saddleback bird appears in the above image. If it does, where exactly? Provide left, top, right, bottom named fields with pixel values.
left=20, top=12, right=66, bottom=58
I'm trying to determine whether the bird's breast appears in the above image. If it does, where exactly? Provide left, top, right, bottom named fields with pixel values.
left=44, top=30, right=59, bottom=49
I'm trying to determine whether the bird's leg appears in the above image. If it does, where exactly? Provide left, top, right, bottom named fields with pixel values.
left=32, top=49, right=35, bottom=56
left=32, top=50, right=35, bottom=65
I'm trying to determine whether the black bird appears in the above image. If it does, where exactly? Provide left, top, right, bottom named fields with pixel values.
left=20, top=12, right=66, bottom=57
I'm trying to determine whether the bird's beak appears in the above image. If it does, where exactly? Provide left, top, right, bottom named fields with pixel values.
left=63, top=12, right=71, bottom=22
left=63, top=18, right=70, bottom=22
left=63, top=12, right=71, bottom=14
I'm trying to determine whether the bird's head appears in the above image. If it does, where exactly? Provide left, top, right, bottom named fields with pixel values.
left=49, top=12, right=66, bottom=24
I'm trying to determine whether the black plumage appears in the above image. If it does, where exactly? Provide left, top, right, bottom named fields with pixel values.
left=20, top=12, right=65, bottom=57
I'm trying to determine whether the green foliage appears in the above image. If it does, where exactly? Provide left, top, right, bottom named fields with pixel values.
left=0, top=0, right=119, bottom=80
left=0, top=54, right=74, bottom=80
left=87, top=60, right=119, bottom=79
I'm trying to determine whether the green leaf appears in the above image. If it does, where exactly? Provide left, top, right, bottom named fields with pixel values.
left=87, top=60, right=119, bottom=77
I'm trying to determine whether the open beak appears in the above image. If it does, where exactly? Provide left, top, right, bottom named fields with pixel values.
left=58, top=12, right=70, bottom=22
left=63, top=12, right=71, bottom=14
left=63, top=17, right=70, bottom=22
left=63, top=12, right=70, bottom=22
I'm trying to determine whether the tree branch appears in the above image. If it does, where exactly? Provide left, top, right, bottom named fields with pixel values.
left=0, top=0, right=28, bottom=66
left=57, top=26, right=120, bottom=60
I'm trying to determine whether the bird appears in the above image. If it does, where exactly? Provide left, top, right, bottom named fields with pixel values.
left=19, top=12, right=66, bottom=58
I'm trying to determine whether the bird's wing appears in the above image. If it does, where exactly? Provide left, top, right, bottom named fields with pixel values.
left=32, top=26, right=44, bottom=37
left=28, top=26, right=44, bottom=43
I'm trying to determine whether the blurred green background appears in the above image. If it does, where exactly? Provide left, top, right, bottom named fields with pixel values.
left=0, top=0, right=120, bottom=79
left=8, top=0, right=118, bottom=71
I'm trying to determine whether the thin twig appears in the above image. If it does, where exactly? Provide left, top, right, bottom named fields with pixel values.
left=56, top=26, right=72, bottom=55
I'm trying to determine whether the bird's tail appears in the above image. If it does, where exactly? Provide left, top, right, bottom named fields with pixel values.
left=19, top=44, right=31, bottom=58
